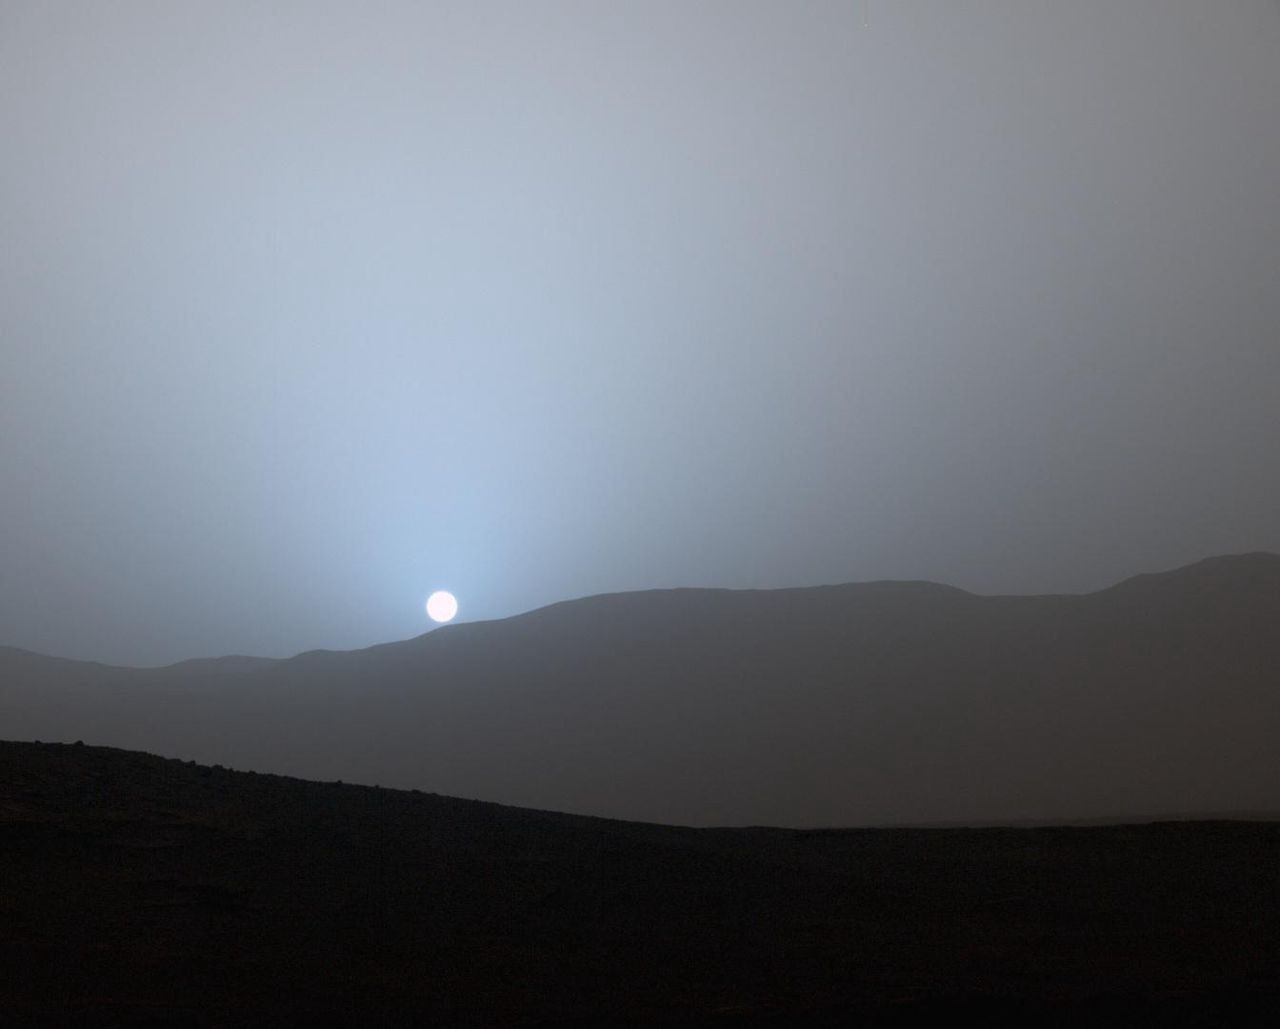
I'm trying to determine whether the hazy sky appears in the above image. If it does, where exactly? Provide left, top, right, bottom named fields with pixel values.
left=3, top=1, right=1278, bottom=665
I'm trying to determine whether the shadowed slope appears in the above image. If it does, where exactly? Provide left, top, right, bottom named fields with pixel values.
left=3, top=554, right=1279, bottom=826
left=2, top=740, right=1278, bottom=1026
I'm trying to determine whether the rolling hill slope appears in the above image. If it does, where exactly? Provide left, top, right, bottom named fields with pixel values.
left=2, top=740, right=1278, bottom=1025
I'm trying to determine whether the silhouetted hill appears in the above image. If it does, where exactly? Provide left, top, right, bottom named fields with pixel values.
left=2, top=740, right=1277, bottom=1026
left=3, top=553, right=1280, bottom=826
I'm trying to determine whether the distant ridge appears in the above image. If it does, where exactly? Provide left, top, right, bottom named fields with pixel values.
left=1100, top=550, right=1280, bottom=593
left=3, top=552, right=1279, bottom=827
left=159, top=654, right=281, bottom=674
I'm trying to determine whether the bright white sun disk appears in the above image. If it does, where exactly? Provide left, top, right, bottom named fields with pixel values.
left=426, top=590, right=458, bottom=623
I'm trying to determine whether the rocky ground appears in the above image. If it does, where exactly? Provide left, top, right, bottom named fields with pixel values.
left=1, top=740, right=1277, bottom=1026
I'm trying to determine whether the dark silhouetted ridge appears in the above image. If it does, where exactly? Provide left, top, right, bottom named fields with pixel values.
left=2, top=739, right=1278, bottom=1026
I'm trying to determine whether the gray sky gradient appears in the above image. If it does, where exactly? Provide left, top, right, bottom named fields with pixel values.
left=3, top=1, right=1279, bottom=665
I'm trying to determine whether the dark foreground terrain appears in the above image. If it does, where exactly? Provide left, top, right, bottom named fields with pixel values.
left=2, top=742, right=1277, bottom=1026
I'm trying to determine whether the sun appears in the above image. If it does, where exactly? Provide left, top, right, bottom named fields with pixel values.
left=425, top=590, right=458, bottom=624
